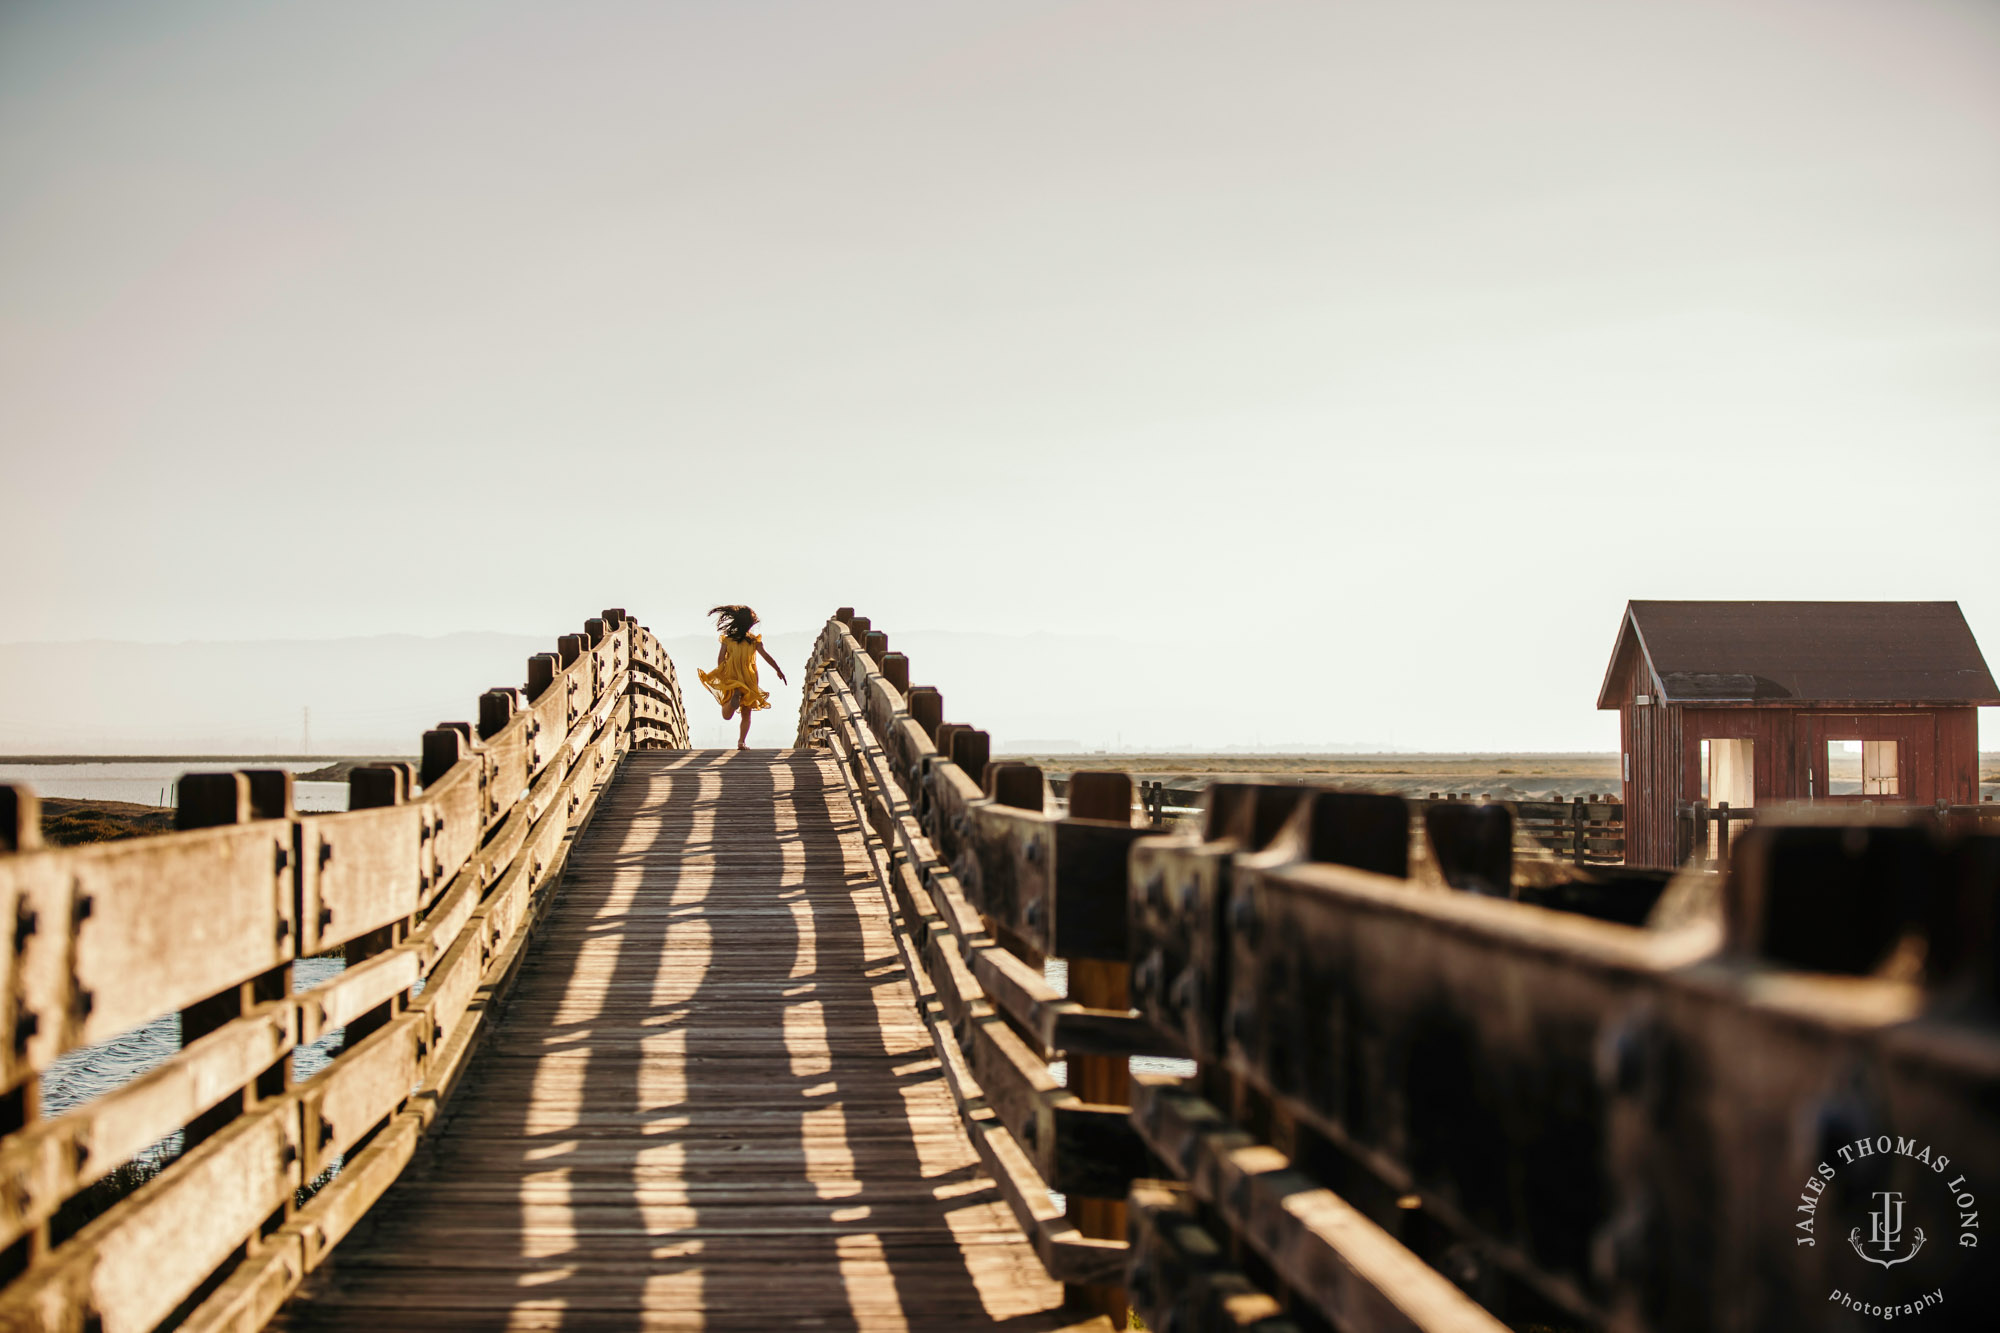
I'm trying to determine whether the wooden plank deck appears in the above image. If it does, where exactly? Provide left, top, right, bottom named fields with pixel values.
left=278, top=750, right=1090, bottom=1331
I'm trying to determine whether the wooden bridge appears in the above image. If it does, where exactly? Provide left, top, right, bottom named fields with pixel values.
left=0, top=610, right=1994, bottom=1332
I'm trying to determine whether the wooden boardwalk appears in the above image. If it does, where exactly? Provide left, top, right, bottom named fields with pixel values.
left=279, top=750, right=1084, bottom=1331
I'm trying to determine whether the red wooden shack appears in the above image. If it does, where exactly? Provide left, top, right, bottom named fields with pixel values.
left=1598, top=601, right=1997, bottom=868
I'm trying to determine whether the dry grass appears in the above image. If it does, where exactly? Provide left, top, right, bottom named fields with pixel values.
left=998, top=752, right=1623, bottom=801
left=36, top=797, right=174, bottom=845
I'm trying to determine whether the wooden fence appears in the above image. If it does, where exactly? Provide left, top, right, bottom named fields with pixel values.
left=0, top=610, right=687, bottom=1332
left=1051, top=780, right=1632, bottom=866
left=1044, top=777, right=1202, bottom=826
left=804, top=609, right=1999, bottom=1332
left=1674, top=800, right=2000, bottom=870
left=1417, top=795, right=1625, bottom=867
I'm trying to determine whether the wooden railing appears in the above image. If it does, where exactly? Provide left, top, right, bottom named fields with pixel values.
left=798, top=613, right=1167, bottom=1323
left=804, top=608, right=2000, bottom=1332
left=0, top=609, right=687, bottom=1332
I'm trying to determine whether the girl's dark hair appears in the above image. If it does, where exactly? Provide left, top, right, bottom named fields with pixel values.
left=710, top=604, right=758, bottom=642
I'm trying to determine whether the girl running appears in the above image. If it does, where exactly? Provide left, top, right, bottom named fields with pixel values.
left=696, top=604, right=787, bottom=749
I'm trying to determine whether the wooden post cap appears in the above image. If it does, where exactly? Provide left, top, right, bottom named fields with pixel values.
left=986, top=763, right=1043, bottom=813
left=421, top=728, right=467, bottom=788
left=1726, top=824, right=1928, bottom=974
left=479, top=689, right=518, bottom=740
left=935, top=722, right=968, bottom=767
left=949, top=729, right=990, bottom=782
left=584, top=617, right=607, bottom=647
left=880, top=652, right=910, bottom=695
left=1068, top=771, right=1132, bottom=824
left=1423, top=802, right=1512, bottom=897
left=239, top=770, right=295, bottom=821
left=349, top=764, right=407, bottom=809
left=864, top=631, right=888, bottom=665
left=177, top=772, right=250, bottom=829
left=1300, top=790, right=1409, bottom=878
left=907, top=687, right=942, bottom=740
left=835, top=607, right=855, bottom=625
left=527, top=653, right=559, bottom=701
left=849, top=616, right=872, bottom=642
left=557, top=635, right=584, bottom=668
left=1, top=784, right=41, bottom=852
left=1925, top=836, right=2000, bottom=1004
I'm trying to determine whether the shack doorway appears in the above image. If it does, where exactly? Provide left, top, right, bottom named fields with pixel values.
left=1696, top=736, right=1756, bottom=860
left=1700, top=737, right=1756, bottom=810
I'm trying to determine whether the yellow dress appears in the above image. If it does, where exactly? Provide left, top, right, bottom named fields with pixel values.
left=698, top=633, right=771, bottom=712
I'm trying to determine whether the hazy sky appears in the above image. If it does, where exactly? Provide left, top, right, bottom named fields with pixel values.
left=3, top=0, right=1996, bottom=750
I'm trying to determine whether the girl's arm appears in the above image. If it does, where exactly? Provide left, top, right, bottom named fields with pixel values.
left=756, top=642, right=788, bottom=684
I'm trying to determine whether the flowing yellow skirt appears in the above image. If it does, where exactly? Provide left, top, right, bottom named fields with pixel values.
left=698, top=636, right=770, bottom=713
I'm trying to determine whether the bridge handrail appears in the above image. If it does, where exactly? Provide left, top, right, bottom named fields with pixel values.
left=0, top=608, right=688, bottom=1332
left=797, top=617, right=1148, bottom=1296
left=803, top=609, right=2000, bottom=1333
left=796, top=614, right=1498, bottom=1325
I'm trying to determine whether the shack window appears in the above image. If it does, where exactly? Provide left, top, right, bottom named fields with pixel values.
left=1828, top=739, right=1899, bottom=796
left=1700, top=738, right=1755, bottom=808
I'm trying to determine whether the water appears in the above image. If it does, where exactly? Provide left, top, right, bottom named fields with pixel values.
left=40, top=955, right=350, bottom=1167
left=8, top=759, right=371, bottom=1161
left=1041, top=956, right=1198, bottom=1085
left=6, top=762, right=363, bottom=1161
left=0, top=759, right=348, bottom=812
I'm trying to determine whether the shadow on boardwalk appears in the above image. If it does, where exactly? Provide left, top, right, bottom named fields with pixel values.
left=278, top=749, right=1080, bottom=1330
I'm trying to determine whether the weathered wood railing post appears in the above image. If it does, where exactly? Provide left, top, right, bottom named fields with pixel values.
left=906, top=687, right=942, bottom=740
left=0, top=787, right=37, bottom=854
left=0, top=784, right=43, bottom=1262
left=176, top=771, right=263, bottom=1150
left=342, top=764, right=410, bottom=1054
left=950, top=730, right=989, bottom=786
left=241, top=771, right=297, bottom=1115
left=1063, top=770, right=1134, bottom=1327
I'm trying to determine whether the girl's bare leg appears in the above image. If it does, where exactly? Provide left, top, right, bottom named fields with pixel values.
left=721, top=691, right=738, bottom=720
left=737, top=705, right=753, bottom=749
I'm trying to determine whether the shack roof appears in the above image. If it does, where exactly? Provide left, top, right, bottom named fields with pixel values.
left=1596, top=601, right=2000, bottom=708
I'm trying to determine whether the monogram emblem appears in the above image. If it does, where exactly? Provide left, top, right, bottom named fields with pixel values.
left=1848, top=1191, right=1927, bottom=1269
